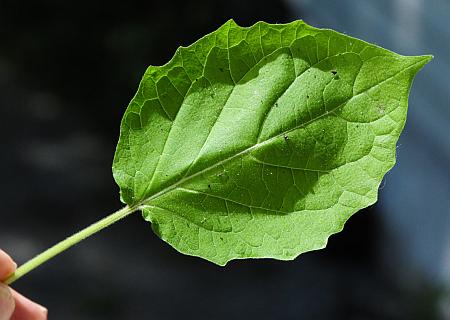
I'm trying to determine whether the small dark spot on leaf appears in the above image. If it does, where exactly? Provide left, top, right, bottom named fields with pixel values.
left=331, top=69, right=337, bottom=75
left=219, top=67, right=224, bottom=72
left=284, top=135, right=289, bottom=141
left=218, top=171, right=229, bottom=183
left=275, top=102, right=278, bottom=107
left=333, top=74, right=340, bottom=80
left=307, top=95, right=310, bottom=99
left=208, top=184, right=211, bottom=189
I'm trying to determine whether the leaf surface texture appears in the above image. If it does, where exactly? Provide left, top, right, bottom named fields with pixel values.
left=113, top=20, right=431, bottom=265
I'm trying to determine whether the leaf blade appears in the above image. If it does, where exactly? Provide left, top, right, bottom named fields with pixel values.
left=113, top=20, right=431, bottom=265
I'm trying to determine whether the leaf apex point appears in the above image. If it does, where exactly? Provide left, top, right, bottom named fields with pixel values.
left=423, top=54, right=434, bottom=63
left=415, top=54, right=434, bottom=70
left=409, top=54, right=433, bottom=63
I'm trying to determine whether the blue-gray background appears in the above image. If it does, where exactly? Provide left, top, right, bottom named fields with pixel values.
left=0, top=1, right=449, bottom=319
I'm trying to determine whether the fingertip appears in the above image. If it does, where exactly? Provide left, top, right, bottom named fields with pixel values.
left=10, top=289, right=47, bottom=320
left=41, top=306, right=48, bottom=318
left=0, top=249, right=17, bottom=281
left=0, top=283, right=15, bottom=320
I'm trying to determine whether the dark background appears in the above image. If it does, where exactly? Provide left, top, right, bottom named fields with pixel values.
left=0, top=1, right=449, bottom=319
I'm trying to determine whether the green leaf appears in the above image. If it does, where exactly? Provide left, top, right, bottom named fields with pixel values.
left=112, top=19, right=431, bottom=265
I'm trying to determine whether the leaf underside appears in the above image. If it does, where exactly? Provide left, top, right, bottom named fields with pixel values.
left=112, top=19, right=431, bottom=265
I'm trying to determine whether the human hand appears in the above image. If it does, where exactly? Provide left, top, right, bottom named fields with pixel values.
left=0, top=250, right=47, bottom=320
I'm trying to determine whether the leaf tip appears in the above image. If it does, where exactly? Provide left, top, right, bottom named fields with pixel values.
left=412, top=54, right=433, bottom=68
left=418, top=54, right=433, bottom=65
left=401, top=54, right=433, bottom=76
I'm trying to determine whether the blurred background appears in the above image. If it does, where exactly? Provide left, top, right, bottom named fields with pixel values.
left=0, top=0, right=449, bottom=319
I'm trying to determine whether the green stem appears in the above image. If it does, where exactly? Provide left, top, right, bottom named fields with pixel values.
left=4, top=205, right=137, bottom=285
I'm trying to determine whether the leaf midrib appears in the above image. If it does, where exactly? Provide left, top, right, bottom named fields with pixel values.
left=145, top=48, right=347, bottom=195
left=140, top=37, right=356, bottom=197
left=135, top=58, right=424, bottom=209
